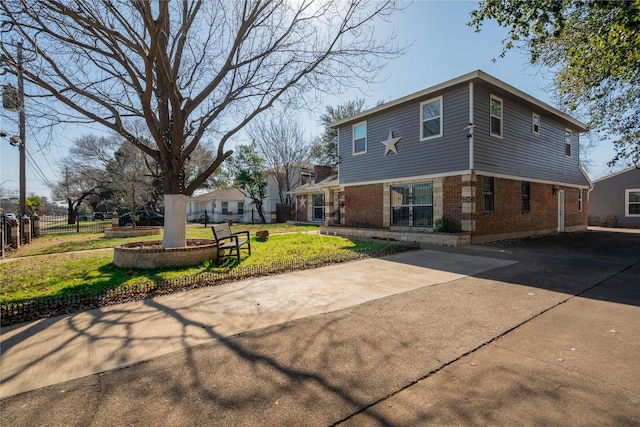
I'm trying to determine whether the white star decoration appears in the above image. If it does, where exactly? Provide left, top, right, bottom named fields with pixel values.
left=298, top=197, right=306, bottom=208
left=381, top=130, right=402, bottom=156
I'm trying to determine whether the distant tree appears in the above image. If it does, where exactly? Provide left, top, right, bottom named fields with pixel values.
left=106, top=143, right=158, bottom=223
left=25, top=195, right=44, bottom=214
left=311, top=99, right=367, bottom=166
left=248, top=118, right=312, bottom=205
left=52, top=165, right=104, bottom=224
left=1, top=0, right=405, bottom=249
left=227, top=144, right=268, bottom=224
left=469, top=0, right=640, bottom=166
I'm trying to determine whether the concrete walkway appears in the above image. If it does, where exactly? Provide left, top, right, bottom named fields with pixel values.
left=1, top=229, right=639, bottom=426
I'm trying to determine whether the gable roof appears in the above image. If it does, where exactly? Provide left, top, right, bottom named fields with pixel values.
left=592, top=165, right=640, bottom=183
left=190, top=187, right=245, bottom=201
left=330, top=70, right=588, bottom=132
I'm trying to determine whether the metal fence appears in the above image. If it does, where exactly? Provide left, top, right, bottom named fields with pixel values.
left=38, top=214, right=112, bottom=235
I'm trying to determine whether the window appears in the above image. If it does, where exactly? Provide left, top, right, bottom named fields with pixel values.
left=313, top=194, right=324, bottom=221
left=222, top=201, right=228, bottom=214
left=490, top=95, right=503, bottom=138
left=483, top=176, right=495, bottom=212
left=565, top=129, right=572, bottom=157
left=237, top=201, right=244, bottom=215
left=420, top=96, right=442, bottom=140
left=522, top=181, right=530, bottom=212
left=626, top=189, right=640, bottom=216
left=353, top=122, right=367, bottom=154
left=578, top=189, right=583, bottom=212
left=532, top=113, right=540, bottom=134
left=390, top=182, right=433, bottom=227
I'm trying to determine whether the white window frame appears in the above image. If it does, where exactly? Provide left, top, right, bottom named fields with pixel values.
left=490, top=95, right=503, bottom=139
left=532, top=113, right=540, bottom=135
left=419, top=96, right=443, bottom=141
left=578, top=189, right=583, bottom=212
left=625, top=189, right=640, bottom=217
left=237, top=201, right=244, bottom=215
left=222, top=201, right=228, bottom=215
left=564, top=129, right=572, bottom=157
left=352, top=121, right=367, bottom=155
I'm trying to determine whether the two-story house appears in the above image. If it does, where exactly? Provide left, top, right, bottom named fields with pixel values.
left=321, top=70, right=590, bottom=245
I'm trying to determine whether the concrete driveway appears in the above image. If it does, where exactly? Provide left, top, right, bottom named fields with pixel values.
left=1, top=229, right=639, bottom=425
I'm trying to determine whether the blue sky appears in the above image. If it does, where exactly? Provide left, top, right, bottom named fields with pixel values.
left=0, top=1, right=619, bottom=200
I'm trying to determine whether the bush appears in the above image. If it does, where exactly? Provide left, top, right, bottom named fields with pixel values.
left=435, top=216, right=455, bottom=233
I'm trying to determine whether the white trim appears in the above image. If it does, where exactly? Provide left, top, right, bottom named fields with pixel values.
left=625, top=188, right=640, bottom=217
left=564, top=128, right=572, bottom=157
left=472, top=169, right=590, bottom=189
left=342, top=170, right=472, bottom=188
left=330, top=69, right=588, bottom=131
left=352, top=121, right=367, bottom=155
left=532, top=112, right=540, bottom=135
left=419, top=95, right=443, bottom=141
left=490, top=94, right=503, bottom=139
left=469, top=82, right=474, bottom=170
left=341, top=169, right=591, bottom=189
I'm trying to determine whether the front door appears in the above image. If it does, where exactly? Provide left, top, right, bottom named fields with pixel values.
left=557, top=190, right=565, bottom=232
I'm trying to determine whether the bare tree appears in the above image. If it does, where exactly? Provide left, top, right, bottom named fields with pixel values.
left=248, top=117, right=312, bottom=205
left=52, top=165, right=105, bottom=224
left=1, top=0, right=404, bottom=248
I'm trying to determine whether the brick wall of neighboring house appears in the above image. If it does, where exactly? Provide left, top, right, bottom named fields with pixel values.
left=473, top=175, right=587, bottom=242
left=295, top=195, right=310, bottom=222
left=344, top=183, right=384, bottom=228
left=443, top=175, right=463, bottom=231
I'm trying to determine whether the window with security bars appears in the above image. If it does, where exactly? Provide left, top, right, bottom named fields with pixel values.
left=390, top=182, right=433, bottom=227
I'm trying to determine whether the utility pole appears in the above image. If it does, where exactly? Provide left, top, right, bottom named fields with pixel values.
left=17, top=41, right=26, bottom=219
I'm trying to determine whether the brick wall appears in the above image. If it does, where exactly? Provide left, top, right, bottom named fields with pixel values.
left=344, top=183, right=384, bottom=228
left=473, top=175, right=587, bottom=240
left=443, top=175, right=463, bottom=231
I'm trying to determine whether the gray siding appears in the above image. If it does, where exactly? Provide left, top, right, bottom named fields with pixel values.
left=589, top=167, right=640, bottom=227
left=473, top=82, right=588, bottom=186
left=338, top=84, right=471, bottom=184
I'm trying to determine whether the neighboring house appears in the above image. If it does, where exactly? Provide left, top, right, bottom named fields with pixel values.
left=264, top=163, right=315, bottom=222
left=187, top=187, right=251, bottom=224
left=290, top=166, right=337, bottom=223
left=588, top=166, right=640, bottom=228
left=321, top=70, right=590, bottom=244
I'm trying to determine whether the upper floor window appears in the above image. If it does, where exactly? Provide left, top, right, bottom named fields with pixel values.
left=564, top=129, right=572, bottom=157
left=420, top=96, right=442, bottom=140
left=483, top=176, right=495, bottom=212
left=353, top=121, right=367, bottom=155
left=626, top=189, right=640, bottom=217
left=490, top=95, right=503, bottom=138
left=532, top=113, right=540, bottom=134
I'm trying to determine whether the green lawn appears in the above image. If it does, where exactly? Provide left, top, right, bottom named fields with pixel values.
left=0, top=224, right=411, bottom=304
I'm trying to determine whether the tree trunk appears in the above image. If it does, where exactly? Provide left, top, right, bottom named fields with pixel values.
left=162, top=194, right=188, bottom=248
left=67, top=200, right=76, bottom=225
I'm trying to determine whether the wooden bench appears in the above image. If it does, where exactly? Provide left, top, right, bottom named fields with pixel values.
left=211, top=223, right=251, bottom=263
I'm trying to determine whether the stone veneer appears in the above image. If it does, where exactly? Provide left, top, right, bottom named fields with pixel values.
left=320, top=225, right=471, bottom=247
left=113, top=239, right=218, bottom=269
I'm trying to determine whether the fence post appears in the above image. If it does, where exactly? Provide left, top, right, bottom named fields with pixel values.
left=22, top=215, right=31, bottom=243
left=10, top=218, right=20, bottom=249
left=204, top=209, right=208, bottom=227
left=32, top=214, right=40, bottom=238
left=227, top=211, right=233, bottom=226
left=112, top=212, right=119, bottom=227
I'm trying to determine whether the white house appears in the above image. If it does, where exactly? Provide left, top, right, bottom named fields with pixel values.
left=187, top=187, right=252, bottom=224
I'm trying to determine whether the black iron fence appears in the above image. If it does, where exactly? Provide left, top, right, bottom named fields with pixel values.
left=38, top=214, right=112, bottom=235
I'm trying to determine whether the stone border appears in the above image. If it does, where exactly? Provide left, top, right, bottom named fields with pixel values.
left=320, top=225, right=471, bottom=247
left=104, top=226, right=162, bottom=239
left=113, top=239, right=218, bottom=269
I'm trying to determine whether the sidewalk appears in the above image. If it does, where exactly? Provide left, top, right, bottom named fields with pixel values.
left=1, top=229, right=639, bottom=425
